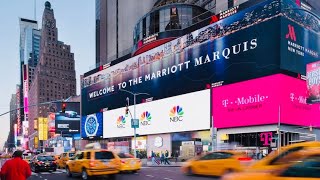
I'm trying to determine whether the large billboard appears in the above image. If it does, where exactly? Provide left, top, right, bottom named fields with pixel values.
left=212, top=74, right=320, bottom=128
left=82, top=0, right=283, bottom=116
left=103, top=90, right=210, bottom=138
left=54, top=102, right=80, bottom=136
left=307, top=61, right=320, bottom=103
left=81, top=112, right=103, bottom=139
left=280, top=0, right=320, bottom=75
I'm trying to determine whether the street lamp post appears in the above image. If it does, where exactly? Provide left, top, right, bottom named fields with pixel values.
left=119, top=89, right=150, bottom=158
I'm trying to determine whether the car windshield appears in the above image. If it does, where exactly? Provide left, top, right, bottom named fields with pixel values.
left=37, top=156, right=54, bottom=161
left=95, top=151, right=114, bottom=160
left=118, top=153, right=134, bottom=158
left=69, top=153, right=75, bottom=157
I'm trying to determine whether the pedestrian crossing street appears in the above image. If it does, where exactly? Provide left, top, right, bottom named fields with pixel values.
left=31, top=169, right=66, bottom=176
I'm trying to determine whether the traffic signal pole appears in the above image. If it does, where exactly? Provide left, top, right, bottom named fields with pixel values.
left=119, top=89, right=150, bottom=158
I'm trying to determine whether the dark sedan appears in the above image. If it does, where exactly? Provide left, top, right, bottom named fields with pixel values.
left=30, top=155, right=57, bottom=172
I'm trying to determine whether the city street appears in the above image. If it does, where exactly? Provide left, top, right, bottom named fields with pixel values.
left=28, top=167, right=218, bottom=180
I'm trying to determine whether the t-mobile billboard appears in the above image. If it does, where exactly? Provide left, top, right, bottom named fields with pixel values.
left=81, top=0, right=283, bottom=116
left=212, top=74, right=320, bottom=128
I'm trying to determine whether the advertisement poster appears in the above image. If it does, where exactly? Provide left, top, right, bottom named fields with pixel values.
left=280, top=2, right=320, bottom=75
left=103, top=90, right=210, bottom=138
left=38, top=118, right=48, bottom=141
left=307, top=61, right=320, bottom=103
left=54, top=102, right=80, bottom=136
left=82, top=0, right=283, bottom=116
left=212, top=74, right=320, bottom=128
left=81, top=112, right=103, bottom=139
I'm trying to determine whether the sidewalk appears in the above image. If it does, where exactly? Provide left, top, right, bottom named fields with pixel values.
left=142, top=159, right=186, bottom=167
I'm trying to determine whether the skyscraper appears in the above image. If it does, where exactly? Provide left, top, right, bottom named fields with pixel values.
left=19, top=18, right=38, bottom=137
left=28, top=1, right=76, bottom=149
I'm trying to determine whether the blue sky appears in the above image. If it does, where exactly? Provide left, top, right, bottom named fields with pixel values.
left=0, top=0, right=95, bottom=148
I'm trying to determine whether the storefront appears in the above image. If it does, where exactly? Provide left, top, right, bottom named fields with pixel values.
left=212, top=74, right=320, bottom=152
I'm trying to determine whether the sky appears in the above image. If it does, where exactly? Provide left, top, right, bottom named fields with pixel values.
left=0, top=0, right=95, bottom=149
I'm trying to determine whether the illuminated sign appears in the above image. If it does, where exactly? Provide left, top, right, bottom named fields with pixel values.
left=212, top=74, right=320, bottom=128
left=307, top=61, right=320, bottom=104
left=103, top=90, right=210, bottom=138
left=260, top=132, right=273, bottom=146
left=38, top=118, right=48, bottom=140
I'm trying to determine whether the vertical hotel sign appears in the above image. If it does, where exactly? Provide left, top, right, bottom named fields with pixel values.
left=38, top=118, right=48, bottom=140
left=307, top=61, right=320, bottom=104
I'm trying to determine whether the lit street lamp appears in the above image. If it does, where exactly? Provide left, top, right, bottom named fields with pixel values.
left=119, top=88, right=150, bottom=158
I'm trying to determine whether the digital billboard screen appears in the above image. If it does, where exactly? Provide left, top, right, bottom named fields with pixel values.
left=212, top=74, right=320, bottom=128
left=82, top=0, right=283, bottom=116
left=103, top=90, right=210, bottom=138
left=280, top=0, right=320, bottom=75
left=307, top=61, right=320, bottom=103
left=81, top=112, right=103, bottom=139
left=54, top=102, right=80, bottom=135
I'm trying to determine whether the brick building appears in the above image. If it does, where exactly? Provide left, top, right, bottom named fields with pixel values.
left=28, top=1, right=76, bottom=150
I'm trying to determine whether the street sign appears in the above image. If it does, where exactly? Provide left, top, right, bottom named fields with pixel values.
left=131, top=119, right=139, bottom=128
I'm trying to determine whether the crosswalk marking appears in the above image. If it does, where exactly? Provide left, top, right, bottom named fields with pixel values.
left=31, top=169, right=66, bottom=176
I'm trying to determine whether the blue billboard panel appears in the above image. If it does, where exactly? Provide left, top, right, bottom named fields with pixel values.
left=81, top=112, right=103, bottom=139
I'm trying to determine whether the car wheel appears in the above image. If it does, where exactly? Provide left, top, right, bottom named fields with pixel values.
left=53, top=168, right=57, bottom=172
left=132, top=170, right=137, bottom=173
left=34, top=167, right=39, bottom=173
left=222, top=169, right=234, bottom=176
left=82, top=168, right=89, bottom=180
left=109, top=174, right=117, bottom=180
left=186, top=167, right=193, bottom=176
left=66, top=166, right=72, bottom=177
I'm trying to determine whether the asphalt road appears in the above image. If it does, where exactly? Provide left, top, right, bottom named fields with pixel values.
left=28, top=167, right=220, bottom=180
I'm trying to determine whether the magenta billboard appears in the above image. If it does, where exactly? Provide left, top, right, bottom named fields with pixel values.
left=212, top=74, right=320, bottom=128
left=307, top=61, right=320, bottom=104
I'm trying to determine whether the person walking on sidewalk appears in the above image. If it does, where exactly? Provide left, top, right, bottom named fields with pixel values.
left=0, top=150, right=31, bottom=180
left=151, top=151, right=156, bottom=165
left=164, top=150, right=171, bottom=165
left=160, top=152, right=165, bottom=165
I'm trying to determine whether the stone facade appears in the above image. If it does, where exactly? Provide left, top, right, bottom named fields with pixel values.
left=28, top=2, right=76, bottom=148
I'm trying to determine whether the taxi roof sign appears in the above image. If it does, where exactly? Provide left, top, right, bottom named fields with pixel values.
left=84, top=142, right=101, bottom=150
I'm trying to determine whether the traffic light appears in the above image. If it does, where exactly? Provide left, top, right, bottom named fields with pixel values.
left=62, top=103, right=66, bottom=113
left=125, top=106, right=129, bottom=116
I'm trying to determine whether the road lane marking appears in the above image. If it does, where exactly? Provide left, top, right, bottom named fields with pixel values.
left=146, top=174, right=154, bottom=178
left=164, top=178, right=173, bottom=180
left=40, top=172, right=51, bottom=175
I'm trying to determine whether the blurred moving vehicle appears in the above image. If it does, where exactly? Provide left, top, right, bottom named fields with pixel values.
left=23, top=156, right=31, bottom=164
left=66, top=143, right=120, bottom=180
left=222, top=149, right=320, bottom=180
left=30, top=155, right=57, bottom=173
left=248, top=141, right=320, bottom=172
left=181, top=151, right=249, bottom=177
left=57, top=151, right=75, bottom=169
left=118, top=153, right=141, bottom=173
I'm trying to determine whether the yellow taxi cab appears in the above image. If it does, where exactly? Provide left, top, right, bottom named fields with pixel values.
left=117, top=153, right=141, bottom=172
left=248, top=141, right=320, bottom=172
left=57, top=151, right=75, bottom=169
left=181, top=151, right=250, bottom=177
left=66, top=143, right=120, bottom=180
left=222, top=149, right=320, bottom=180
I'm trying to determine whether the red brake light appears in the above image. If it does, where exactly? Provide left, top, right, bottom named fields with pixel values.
left=121, top=160, right=126, bottom=164
left=237, top=157, right=252, bottom=161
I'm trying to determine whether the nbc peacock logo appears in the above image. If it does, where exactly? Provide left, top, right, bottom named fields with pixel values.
left=140, top=111, right=152, bottom=126
left=169, top=105, right=184, bottom=122
left=116, top=115, right=126, bottom=128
